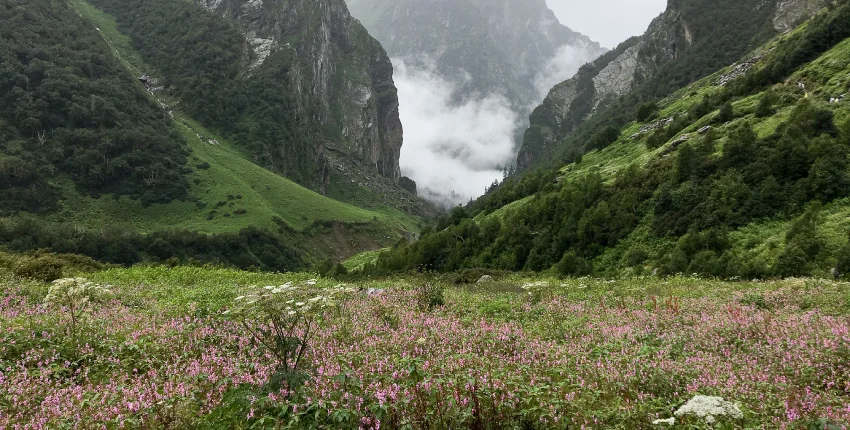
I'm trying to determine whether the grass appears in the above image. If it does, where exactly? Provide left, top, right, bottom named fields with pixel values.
left=69, top=0, right=148, bottom=77
left=2, top=265, right=849, bottom=428
left=342, top=248, right=389, bottom=271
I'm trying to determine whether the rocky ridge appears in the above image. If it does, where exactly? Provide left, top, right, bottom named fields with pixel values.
left=195, top=0, right=403, bottom=186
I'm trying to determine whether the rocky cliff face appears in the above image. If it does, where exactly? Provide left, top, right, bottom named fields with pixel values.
left=195, top=0, right=403, bottom=184
left=517, top=39, right=641, bottom=170
left=774, top=0, right=827, bottom=33
left=346, top=0, right=603, bottom=109
left=516, top=0, right=828, bottom=171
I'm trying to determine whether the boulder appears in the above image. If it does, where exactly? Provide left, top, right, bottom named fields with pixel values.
left=674, top=395, right=743, bottom=424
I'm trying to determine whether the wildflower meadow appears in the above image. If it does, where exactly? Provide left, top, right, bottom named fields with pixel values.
left=1, top=267, right=849, bottom=429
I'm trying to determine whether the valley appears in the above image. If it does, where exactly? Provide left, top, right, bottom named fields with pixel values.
left=1, top=0, right=850, bottom=427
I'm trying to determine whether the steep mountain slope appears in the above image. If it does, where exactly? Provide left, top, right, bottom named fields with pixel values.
left=0, top=0, right=429, bottom=270
left=346, top=0, right=604, bottom=109
left=363, top=0, right=850, bottom=279
left=517, top=0, right=827, bottom=171
left=0, top=0, right=190, bottom=215
left=87, top=0, right=405, bottom=195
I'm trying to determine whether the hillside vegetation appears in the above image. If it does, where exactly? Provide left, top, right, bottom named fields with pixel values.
left=0, top=0, right=423, bottom=271
left=364, top=1, right=850, bottom=279
left=0, top=0, right=190, bottom=213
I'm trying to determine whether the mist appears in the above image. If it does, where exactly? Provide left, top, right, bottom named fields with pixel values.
left=395, top=42, right=598, bottom=207
left=394, top=59, right=518, bottom=208
left=533, top=42, right=601, bottom=102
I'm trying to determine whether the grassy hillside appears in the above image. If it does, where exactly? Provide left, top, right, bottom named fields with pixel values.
left=363, top=2, right=850, bottom=279
left=519, top=0, right=787, bottom=171
left=51, top=114, right=418, bottom=234
left=2, top=263, right=849, bottom=428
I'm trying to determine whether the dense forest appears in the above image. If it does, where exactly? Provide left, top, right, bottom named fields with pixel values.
left=0, top=0, right=190, bottom=214
left=365, top=1, right=850, bottom=279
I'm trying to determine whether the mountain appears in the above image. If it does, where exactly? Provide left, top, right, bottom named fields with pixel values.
left=346, top=0, right=605, bottom=110
left=361, top=0, right=850, bottom=279
left=517, top=0, right=827, bottom=171
left=0, top=0, right=432, bottom=270
left=86, top=0, right=404, bottom=193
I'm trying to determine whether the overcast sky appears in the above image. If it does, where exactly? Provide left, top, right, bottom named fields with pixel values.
left=546, top=0, right=668, bottom=49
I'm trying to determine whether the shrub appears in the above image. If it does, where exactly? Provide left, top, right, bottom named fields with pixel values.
left=716, top=102, right=735, bottom=123
left=836, top=232, right=850, bottom=279
left=636, top=101, right=659, bottom=122
left=739, top=292, right=770, bottom=310
left=624, top=247, right=649, bottom=267
left=557, top=252, right=592, bottom=277
left=413, top=283, right=444, bottom=311
left=13, top=256, right=65, bottom=282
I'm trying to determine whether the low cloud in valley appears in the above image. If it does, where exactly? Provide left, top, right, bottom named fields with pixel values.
left=393, top=59, right=519, bottom=207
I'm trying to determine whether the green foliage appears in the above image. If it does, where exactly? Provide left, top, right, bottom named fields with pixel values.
left=717, top=101, right=735, bottom=123
left=837, top=231, right=850, bottom=279
left=43, top=277, right=111, bottom=356
left=556, top=252, right=592, bottom=277
left=12, top=256, right=64, bottom=282
left=316, top=259, right=349, bottom=279
left=525, top=0, right=786, bottom=170
left=755, top=90, right=778, bottom=118
left=413, top=283, right=445, bottom=311
left=0, top=251, right=107, bottom=282
left=636, top=101, right=660, bottom=122
left=731, top=0, right=850, bottom=95
left=777, top=205, right=824, bottom=277
left=0, top=218, right=304, bottom=272
left=0, top=0, right=189, bottom=213
left=86, top=0, right=318, bottom=184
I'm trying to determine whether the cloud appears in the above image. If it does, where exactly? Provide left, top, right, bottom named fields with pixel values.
left=393, top=59, right=519, bottom=208
left=532, top=42, right=600, bottom=102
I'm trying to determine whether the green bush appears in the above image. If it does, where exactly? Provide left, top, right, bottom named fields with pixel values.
left=557, top=252, right=592, bottom=277
left=13, top=256, right=65, bottom=282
